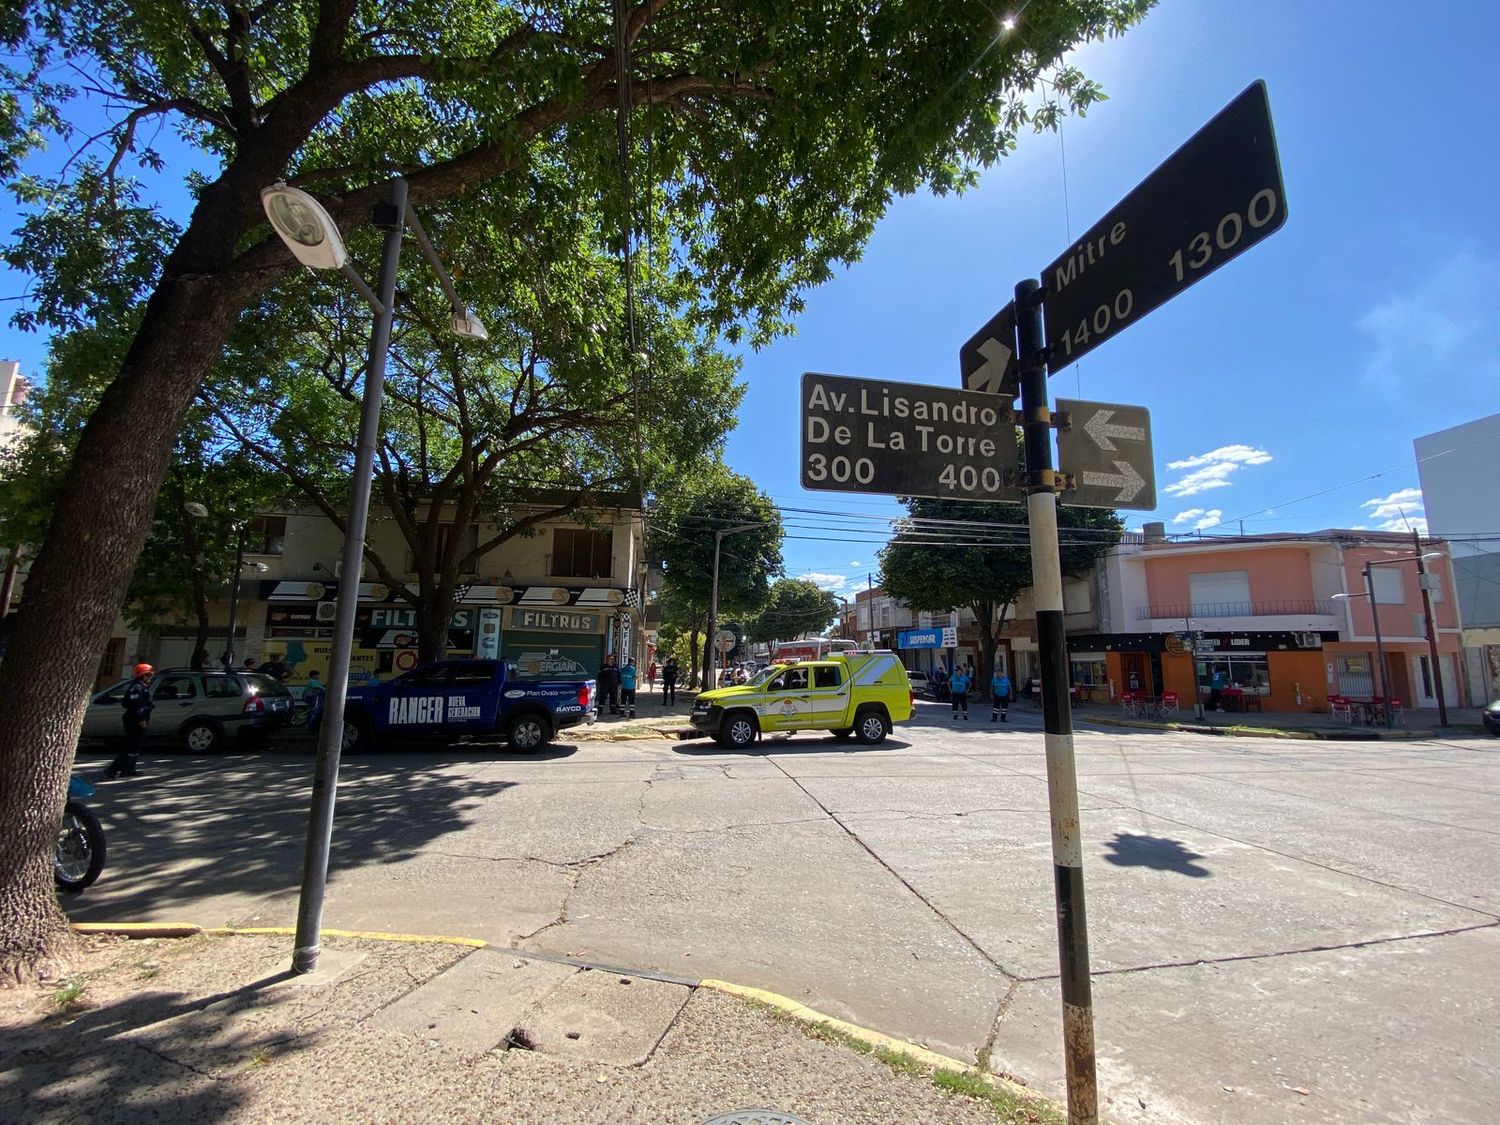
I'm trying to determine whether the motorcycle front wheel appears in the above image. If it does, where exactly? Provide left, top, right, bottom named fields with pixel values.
left=55, top=800, right=106, bottom=893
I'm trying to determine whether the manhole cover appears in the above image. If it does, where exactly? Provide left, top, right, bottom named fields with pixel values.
left=700, top=1114, right=812, bottom=1125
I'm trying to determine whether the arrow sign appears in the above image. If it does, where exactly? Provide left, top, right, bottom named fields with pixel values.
left=959, top=301, right=1019, bottom=399
left=1082, top=408, right=1146, bottom=451
left=1080, top=460, right=1146, bottom=503
left=1055, top=397, right=1156, bottom=511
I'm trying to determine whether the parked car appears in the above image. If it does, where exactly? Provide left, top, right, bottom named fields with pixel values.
left=1483, top=699, right=1500, bottom=737
left=81, top=668, right=294, bottom=752
left=906, top=670, right=931, bottom=695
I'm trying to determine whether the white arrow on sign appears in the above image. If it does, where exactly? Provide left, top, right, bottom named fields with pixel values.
left=1080, top=459, right=1146, bottom=503
left=1083, top=408, right=1147, bottom=451
left=965, top=337, right=1012, bottom=394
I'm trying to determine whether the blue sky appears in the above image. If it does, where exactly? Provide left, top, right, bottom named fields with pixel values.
left=4, top=1, right=1498, bottom=601
left=729, top=0, right=1500, bottom=596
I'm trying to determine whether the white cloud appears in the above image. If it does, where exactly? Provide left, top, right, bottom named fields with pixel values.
left=1172, top=507, right=1223, bottom=531
left=1360, top=488, right=1427, bottom=534
left=1358, top=251, right=1500, bottom=399
left=849, top=560, right=863, bottom=566
left=1162, top=444, right=1273, bottom=498
left=800, top=571, right=850, bottom=593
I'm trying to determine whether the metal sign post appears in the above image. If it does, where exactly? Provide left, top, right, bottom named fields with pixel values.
left=1015, top=279, right=1097, bottom=1124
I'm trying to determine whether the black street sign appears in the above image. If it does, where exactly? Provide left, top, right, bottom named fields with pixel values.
left=801, top=372, right=1021, bottom=502
left=1055, top=397, right=1156, bottom=510
left=1041, top=81, right=1287, bottom=373
left=959, top=300, right=1019, bottom=398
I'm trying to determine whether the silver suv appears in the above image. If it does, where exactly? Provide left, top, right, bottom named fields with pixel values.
left=81, top=668, right=294, bottom=752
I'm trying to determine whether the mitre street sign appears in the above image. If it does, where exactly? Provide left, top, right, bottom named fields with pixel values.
left=1055, top=398, right=1155, bottom=510
left=801, top=372, right=1021, bottom=503
left=1041, top=81, right=1287, bottom=372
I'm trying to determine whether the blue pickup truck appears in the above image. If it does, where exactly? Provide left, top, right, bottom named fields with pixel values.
left=341, top=659, right=596, bottom=751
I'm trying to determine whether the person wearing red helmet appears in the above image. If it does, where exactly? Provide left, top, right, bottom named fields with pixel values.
left=105, top=662, right=155, bottom=778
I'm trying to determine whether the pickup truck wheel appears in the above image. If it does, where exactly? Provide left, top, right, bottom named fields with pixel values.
left=507, top=714, right=551, bottom=752
left=855, top=708, right=890, bottom=744
left=721, top=712, right=758, bottom=750
left=342, top=711, right=375, bottom=754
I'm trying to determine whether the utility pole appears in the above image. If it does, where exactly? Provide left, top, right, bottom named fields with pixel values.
left=1412, top=530, right=1449, bottom=727
left=706, top=522, right=772, bottom=692
left=1363, top=561, right=1393, bottom=729
left=223, top=523, right=248, bottom=667
left=1015, top=278, right=1097, bottom=1124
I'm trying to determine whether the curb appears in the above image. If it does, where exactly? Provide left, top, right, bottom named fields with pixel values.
left=70, top=920, right=1049, bottom=1111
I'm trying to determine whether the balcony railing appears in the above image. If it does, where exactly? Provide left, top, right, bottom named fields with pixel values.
left=1138, top=599, right=1336, bottom=621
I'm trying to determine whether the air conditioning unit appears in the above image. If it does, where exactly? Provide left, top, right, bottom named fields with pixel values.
left=1295, top=632, right=1320, bottom=649
left=316, top=602, right=338, bottom=623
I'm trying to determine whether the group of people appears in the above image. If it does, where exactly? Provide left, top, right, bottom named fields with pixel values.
left=940, top=659, right=1013, bottom=723
left=596, top=654, right=683, bottom=716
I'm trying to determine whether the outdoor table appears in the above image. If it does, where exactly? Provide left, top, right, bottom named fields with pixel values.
left=1347, top=698, right=1385, bottom=725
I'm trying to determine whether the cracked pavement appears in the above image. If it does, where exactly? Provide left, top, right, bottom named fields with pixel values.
left=70, top=702, right=1500, bottom=1124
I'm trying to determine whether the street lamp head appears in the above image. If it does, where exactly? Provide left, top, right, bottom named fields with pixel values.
left=183, top=502, right=209, bottom=519
left=260, top=184, right=348, bottom=270
left=1419, top=551, right=1443, bottom=561
left=1331, top=592, right=1367, bottom=601
left=451, top=310, right=488, bottom=340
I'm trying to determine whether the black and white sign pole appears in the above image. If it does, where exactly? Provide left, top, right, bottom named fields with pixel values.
left=1016, top=277, right=1097, bottom=1124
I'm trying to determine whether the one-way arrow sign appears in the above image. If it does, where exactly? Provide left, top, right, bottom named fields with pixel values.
left=959, top=301, right=1019, bottom=398
left=1056, top=398, right=1156, bottom=510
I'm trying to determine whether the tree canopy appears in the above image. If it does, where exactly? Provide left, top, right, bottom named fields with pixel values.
left=0, top=0, right=1152, bottom=977
left=745, top=578, right=838, bottom=645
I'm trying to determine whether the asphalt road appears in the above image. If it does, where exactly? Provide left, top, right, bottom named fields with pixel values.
left=69, top=701, right=1500, bottom=1124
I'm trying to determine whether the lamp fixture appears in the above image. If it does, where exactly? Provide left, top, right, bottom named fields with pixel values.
left=260, top=184, right=349, bottom=271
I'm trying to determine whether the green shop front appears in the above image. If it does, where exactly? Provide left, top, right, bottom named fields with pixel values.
left=501, top=605, right=609, bottom=680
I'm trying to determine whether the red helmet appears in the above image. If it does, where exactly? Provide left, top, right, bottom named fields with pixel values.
left=133, top=663, right=154, bottom=678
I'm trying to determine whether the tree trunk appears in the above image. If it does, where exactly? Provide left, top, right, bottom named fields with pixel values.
left=688, top=628, right=702, bottom=690
left=973, top=599, right=1000, bottom=688
left=416, top=592, right=452, bottom=664
left=0, top=241, right=276, bottom=976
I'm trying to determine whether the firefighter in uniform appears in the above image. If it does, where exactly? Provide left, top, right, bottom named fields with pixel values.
left=106, top=663, right=155, bottom=778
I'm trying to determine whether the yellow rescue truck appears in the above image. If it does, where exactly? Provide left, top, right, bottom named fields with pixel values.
left=689, top=652, right=914, bottom=748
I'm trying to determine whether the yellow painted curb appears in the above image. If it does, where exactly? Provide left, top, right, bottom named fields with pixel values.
left=699, top=978, right=1044, bottom=1111
left=210, top=926, right=489, bottom=949
left=72, top=922, right=203, bottom=939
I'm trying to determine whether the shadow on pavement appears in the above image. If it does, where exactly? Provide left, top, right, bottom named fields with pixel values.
left=668, top=735, right=913, bottom=756
left=66, top=748, right=516, bottom=923
left=1101, top=831, right=1212, bottom=877
left=0, top=971, right=307, bottom=1121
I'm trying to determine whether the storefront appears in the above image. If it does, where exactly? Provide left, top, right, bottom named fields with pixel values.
left=896, top=625, right=956, bottom=675
left=259, top=581, right=632, bottom=684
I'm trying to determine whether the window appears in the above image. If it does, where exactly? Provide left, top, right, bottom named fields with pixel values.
left=771, top=667, right=809, bottom=691
left=1070, top=656, right=1107, bottom=686
left=204, top=674, right=243, bottom=699
left=552, top=527, right=613, bottom=579
left=1196, top=654, right=1270, bottom=693
left=1188, top=570, right=1251, bottom=615
left=452, top=662, right=499, bottom=686
left=154, top=674, right=198, bottom=700
left=1370, top=566, right=1404, bottom=605
left=248, top=516, right=286, bottom=556
left=813, top=665, right=842, bottom=689
left=396, top=665, right=455, bottom=688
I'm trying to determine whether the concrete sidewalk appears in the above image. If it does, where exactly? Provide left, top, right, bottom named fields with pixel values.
left=3, top=930, right=1059, bottom=1124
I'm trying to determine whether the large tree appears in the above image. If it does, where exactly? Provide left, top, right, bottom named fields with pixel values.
left=650, top=467, right=782, bottom=688
left=0, top=1, right=1151, bottom=975
left=879, top=496, right=1123, bottom=685
left=745, top=577, right=838, bottom=646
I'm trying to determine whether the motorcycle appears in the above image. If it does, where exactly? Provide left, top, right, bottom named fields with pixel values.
left=55, top=776, right=106, bottom=893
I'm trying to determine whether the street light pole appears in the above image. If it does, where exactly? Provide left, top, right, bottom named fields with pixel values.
left=292, top=179, right=407, bottom=974
left=1412, top=531, right=1449, bottom=727
left=706, top=521, right=773, bottom=691
left=1363, top=562, right=1393, bottom=730
left=223, top=523, right=247, bottom=667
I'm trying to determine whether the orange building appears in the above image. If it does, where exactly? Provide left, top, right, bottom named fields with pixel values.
left=1070, top=529, right=1463, bottom=716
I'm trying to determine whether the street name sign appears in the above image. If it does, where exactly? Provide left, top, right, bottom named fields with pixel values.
left=1055, top=398, right=1156, bottom=510
left=959, top=300, right=1019, bottom=398
left=1041, top=81, right=1287, bottom=372
left=801, top=372, right=1021, bottom=502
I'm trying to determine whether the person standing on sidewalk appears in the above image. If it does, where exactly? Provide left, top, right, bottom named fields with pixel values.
left=661, top=656, right=678, bottom=705
left=949, top=665, right=971, bottom=720
left=991, top=668, right=1011, bottom=722
left=647, top=659, right=657, bottom=690
left=598, top=653, right=621, bottom=716
left=620, top=658, right=639, bottom=718
left=105, top=663, right=154, bottom=778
